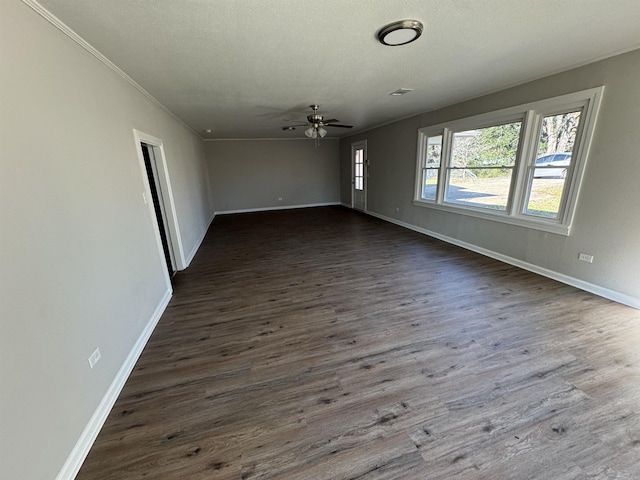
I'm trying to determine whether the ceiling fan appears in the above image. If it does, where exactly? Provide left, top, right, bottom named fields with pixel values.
left=282, top=105, right=353, bottom=145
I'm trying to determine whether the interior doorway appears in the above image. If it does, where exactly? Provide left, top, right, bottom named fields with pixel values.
left=141, top=142, right=175, bottom=278
left=133, top=130, right=185, bottom=284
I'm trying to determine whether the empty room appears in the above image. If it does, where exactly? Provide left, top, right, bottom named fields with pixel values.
left=1, top=1, right=640, bottom=479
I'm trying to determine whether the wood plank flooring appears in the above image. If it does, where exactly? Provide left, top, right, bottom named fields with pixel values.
left=77, top=206, right=640, bottom=479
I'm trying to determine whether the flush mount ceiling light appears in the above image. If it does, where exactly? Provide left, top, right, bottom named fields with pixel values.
left=378, top=20, right=423, bottom=46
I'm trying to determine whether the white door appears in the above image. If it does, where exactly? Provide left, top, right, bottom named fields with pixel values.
left=352, top=141, right=367, bottom=211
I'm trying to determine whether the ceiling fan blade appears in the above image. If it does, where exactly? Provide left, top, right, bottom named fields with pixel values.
left=325, top=123, right=353, bottom=128
left=283, top=123, right=309, bottom=128
left=322, top=118, right=339, bottom=124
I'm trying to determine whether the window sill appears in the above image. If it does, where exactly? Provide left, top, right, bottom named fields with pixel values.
left=412, top=199, right=570, bottom=236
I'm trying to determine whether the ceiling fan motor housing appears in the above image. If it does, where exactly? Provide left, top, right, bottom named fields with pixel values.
left=282, top=104, right=353, bottom=138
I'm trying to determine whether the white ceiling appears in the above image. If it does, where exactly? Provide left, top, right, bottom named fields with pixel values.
left=35, top=0, right=640, bottom=139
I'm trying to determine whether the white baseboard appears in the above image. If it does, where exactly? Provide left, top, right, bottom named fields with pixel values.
left=55, top=289, right=173, bottom=480
left=340, top=202, right=352, bottom=208
left=215, top=202, right=341, bottom=215
left=367, top=211, right=640, bottom=310
left=184, top=210, right=216, bottom=268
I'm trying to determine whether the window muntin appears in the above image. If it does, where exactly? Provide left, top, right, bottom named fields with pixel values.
left=413, top=88, right=603, bottom=235
left=445, top=122, right=522, bottom=211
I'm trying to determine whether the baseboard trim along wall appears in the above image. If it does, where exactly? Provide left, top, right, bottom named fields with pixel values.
left=367, top=210, right=640, bottom=310
left=216, top=202, right=341, bottom=216
left=185, top=211, right=217, bottom=268
left=55, top=289, right=173, bottom=480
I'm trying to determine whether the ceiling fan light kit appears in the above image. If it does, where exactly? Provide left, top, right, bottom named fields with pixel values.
left=305, top=126, right=327, bottom=139
left=378, top=19, right=423, bottom=46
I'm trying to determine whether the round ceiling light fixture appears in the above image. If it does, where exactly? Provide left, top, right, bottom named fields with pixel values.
left=378, top=20, right=423, bottom=46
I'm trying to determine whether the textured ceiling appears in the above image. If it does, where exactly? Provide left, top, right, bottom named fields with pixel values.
left=34, top=0, right=640, bottom=139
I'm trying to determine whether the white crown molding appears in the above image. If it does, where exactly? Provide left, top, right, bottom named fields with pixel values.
left=22, top=0, right=201, bottom=140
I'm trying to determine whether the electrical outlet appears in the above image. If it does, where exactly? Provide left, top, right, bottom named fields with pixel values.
left=88, top=347, right=101, bottom=369
left=277, top=197, right=283, bottom=201
left=578, top=253, right=594, bottom=263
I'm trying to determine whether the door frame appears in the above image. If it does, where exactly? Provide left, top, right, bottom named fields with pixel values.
left=351, top=140, right=367, bottom=211
left=133, top=129, right=186, bottom=280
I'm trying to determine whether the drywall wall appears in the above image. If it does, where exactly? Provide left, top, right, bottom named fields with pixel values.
left=0, top=2, right=213, bottom=479
left=341, top=49, right=640, bottom=306
left=206, top=139, right=340, bottom=212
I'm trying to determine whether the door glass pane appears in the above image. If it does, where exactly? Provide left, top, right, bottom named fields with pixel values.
left=421, top=135, right=442, bottom=200
left=525, top=110, right=581, bottom=218
left=354, top=147, right=364, bottom=191
left=446, top=122, right=521, bottom=210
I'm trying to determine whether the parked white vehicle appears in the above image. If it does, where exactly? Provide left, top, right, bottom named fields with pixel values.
left=534, top=153, right=571, bottom=178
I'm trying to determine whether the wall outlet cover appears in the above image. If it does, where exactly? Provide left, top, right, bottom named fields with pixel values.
left=88, top=347, right=101, bottom=369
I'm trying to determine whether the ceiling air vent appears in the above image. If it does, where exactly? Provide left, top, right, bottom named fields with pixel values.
left=389, top=88, right=414, bottom=96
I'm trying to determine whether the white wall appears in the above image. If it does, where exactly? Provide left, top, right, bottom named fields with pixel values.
left=0, top=2, right=213, bottom=479
left=341, top=49, right=640, bottom=307
left=206, top=139, right=340, bottom=212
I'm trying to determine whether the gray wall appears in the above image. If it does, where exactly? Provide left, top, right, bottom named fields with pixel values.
left=341, top=49, right=640, bottom=305
left=0, top=2, right=214, bottom=479
left=206, top=139, right=340, bottom=212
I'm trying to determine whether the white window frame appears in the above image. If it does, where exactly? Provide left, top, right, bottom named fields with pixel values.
left=413, top=87, right=604, bottom=235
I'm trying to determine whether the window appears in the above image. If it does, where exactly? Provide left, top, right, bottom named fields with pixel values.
left=446, top=121, right=522, bottom=211
left=524, top=111, right=581, bottom=219
left=414, top=88, right=603, bottom=235
left=420, top=134, right=442, bottom=200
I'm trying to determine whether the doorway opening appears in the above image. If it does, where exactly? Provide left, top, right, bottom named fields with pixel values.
left=134, top=130, right=185, bottom=284
left=141, top=142, right=175, bottom=278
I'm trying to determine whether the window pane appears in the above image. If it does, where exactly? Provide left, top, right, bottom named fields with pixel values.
left=532, top=111, right=580, bottom=179
left=426, top=135, right=442, bottom=167
left=451, top=122, right=521, bottom=169
left=446, top=169, right=512, bottom=210
left=524, top=178, right=565, bottom=218
left=446, top=121, right=521, bottom=210
left=421, top=135, right=442, bottom=200
left=525, top=110, right=581, bottom=218
left=355, top=177, right=363, bottom=190
left=422, top=168, right=438, bottom=200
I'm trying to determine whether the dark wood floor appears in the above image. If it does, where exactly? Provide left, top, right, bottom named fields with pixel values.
left=77, top=206, right=640, bottom=479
